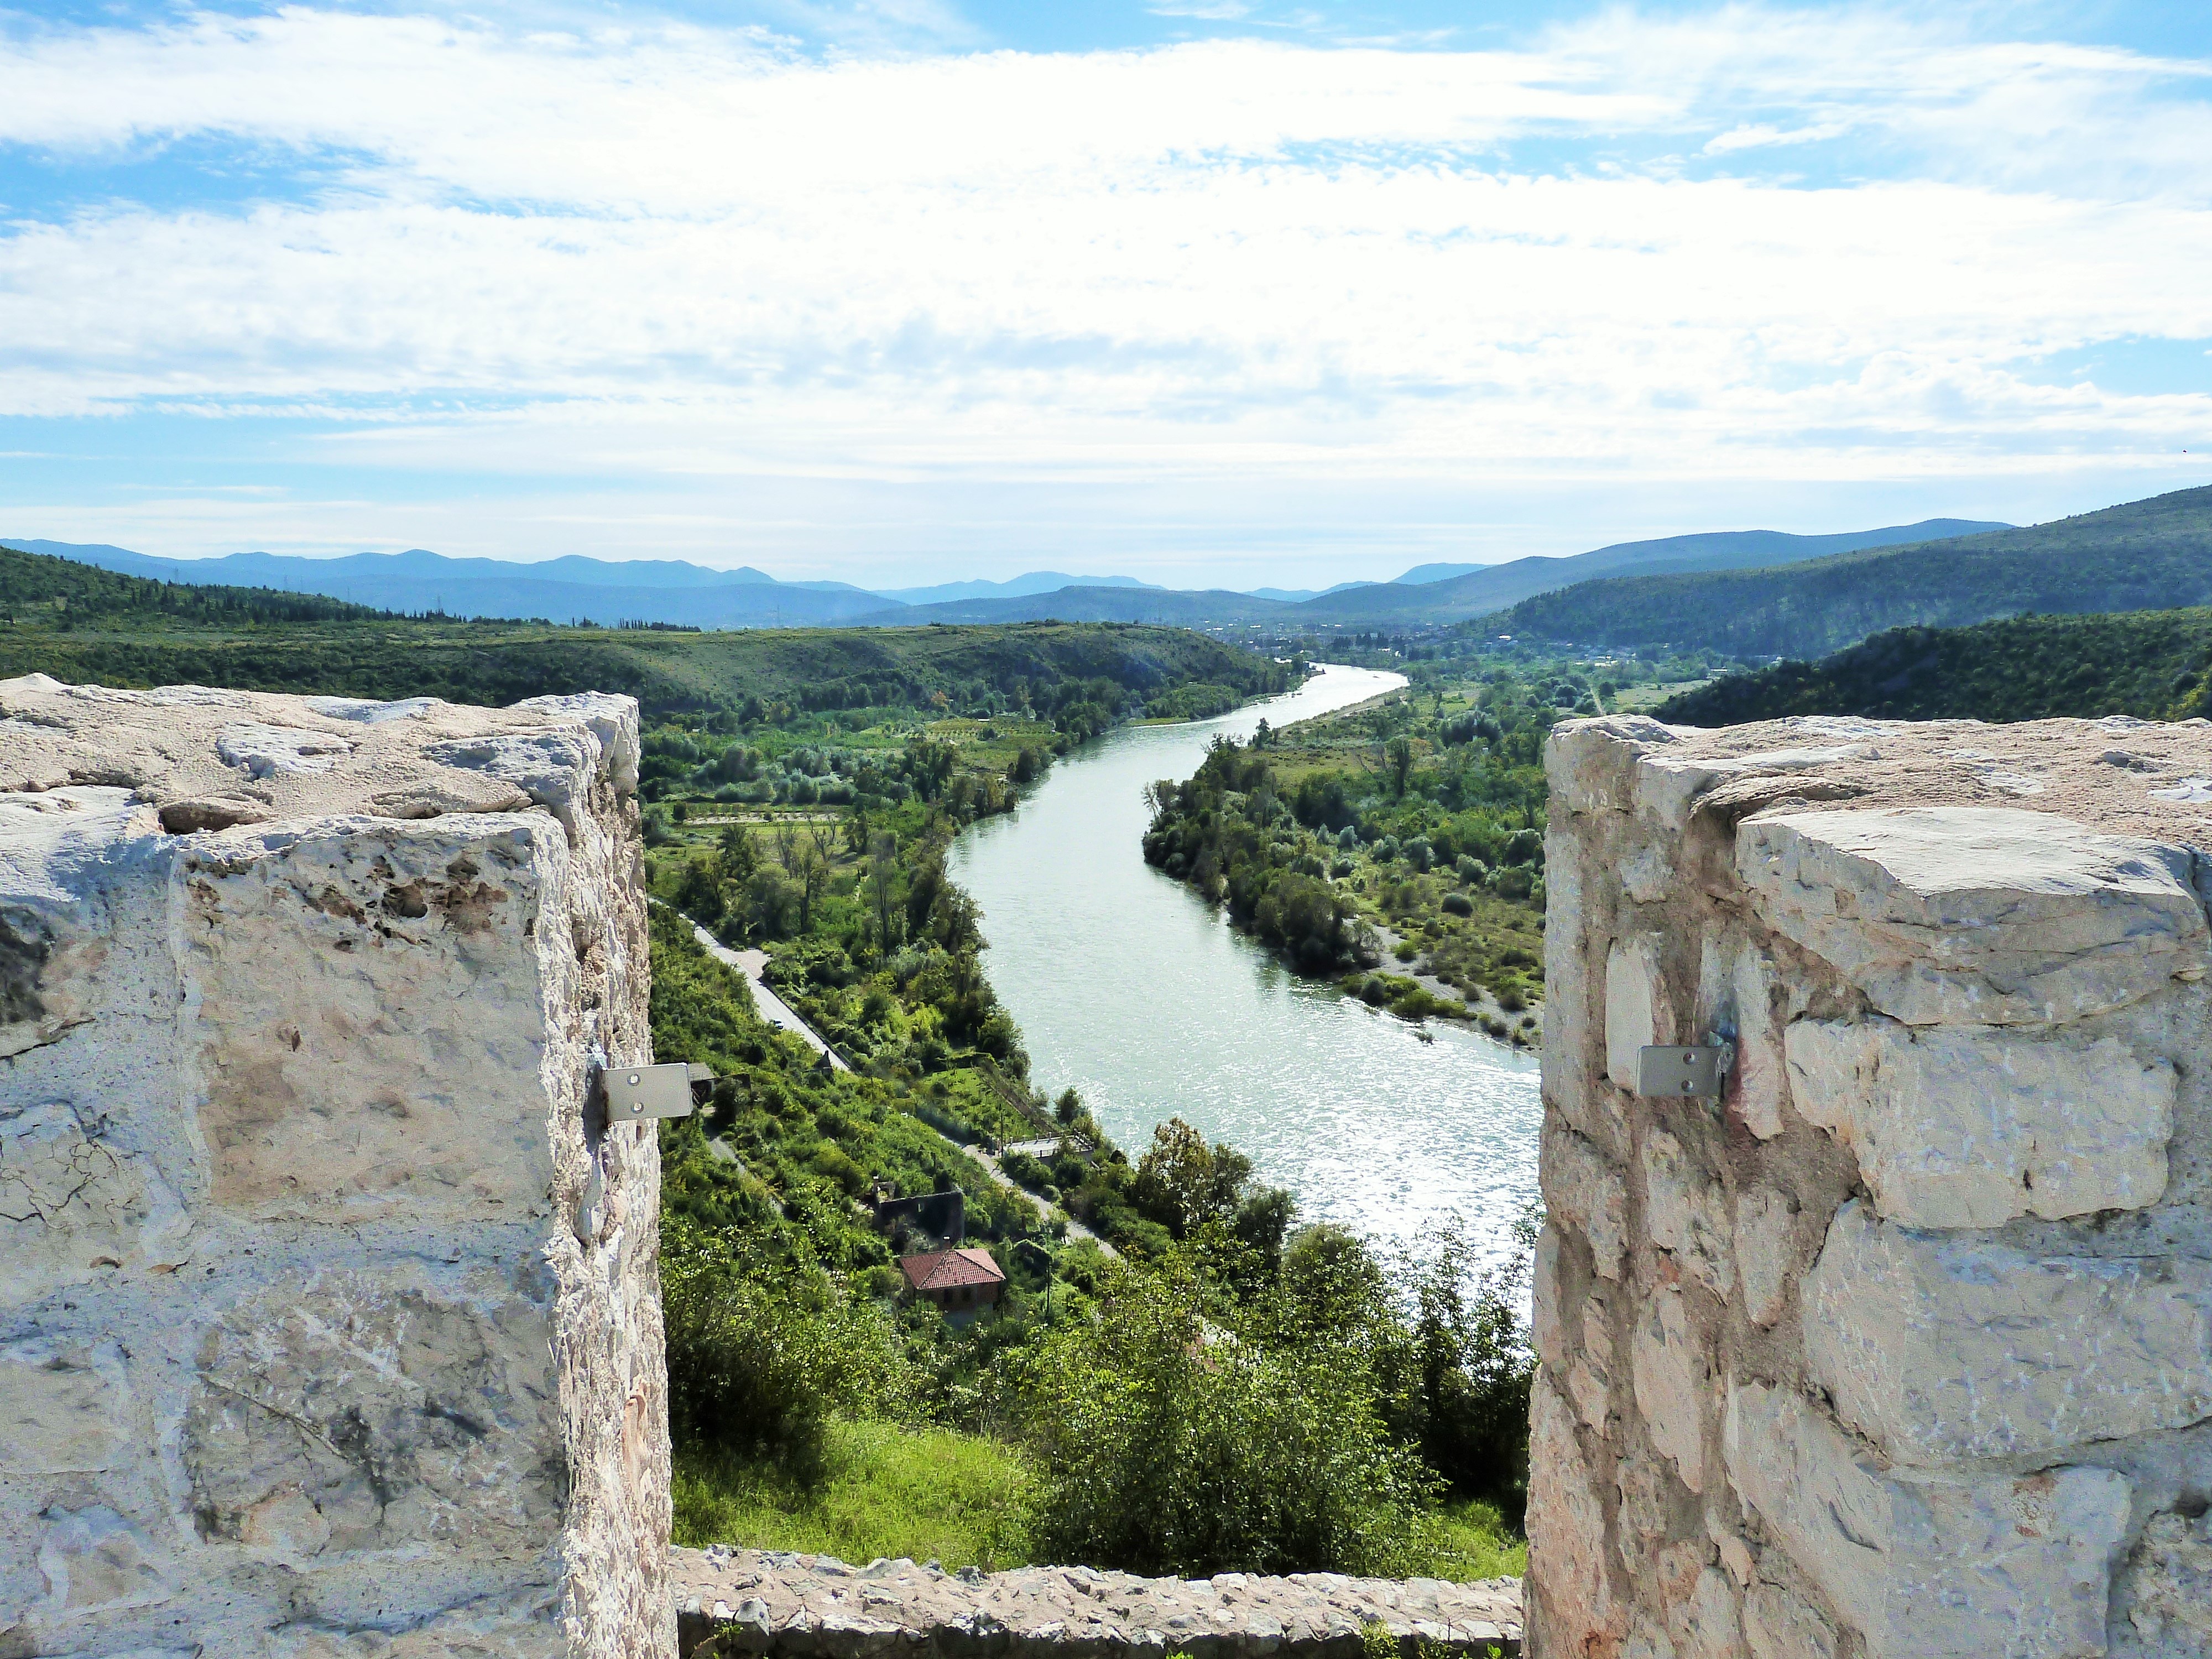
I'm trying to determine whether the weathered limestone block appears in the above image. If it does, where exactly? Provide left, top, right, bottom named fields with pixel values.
left=1738, top=807, right=2207, bottom=1026
left=1723, top=1383, right=2132, bottom=1659
left=1526, top=1372, right=1621, bottom=1657
left=1803, top=1201, right=2212, bottom=1465
left=1784, top=1019, right=2173, bottom=1228
left=1739, top=1579, right=1837, bottom=1659
left=0, top=678, right=668, bottom=1659
left=1641, top=1130, right=1730, bottom=1297
left=1730, top=1189, right=1795, bottom=1330
left=1630, top=1286, right=1706, bottom=1494
left=2121, top=1509, right=2212, bottom=1650
left=1605, top=935, right=1673, bottom=1092
left=1540, top=1120, right=1627, bottom=1281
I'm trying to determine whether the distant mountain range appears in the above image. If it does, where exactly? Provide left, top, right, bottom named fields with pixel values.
left=1493, top=488, right=2212, bottom=658
left=7, top=514, right=2015, bottom=635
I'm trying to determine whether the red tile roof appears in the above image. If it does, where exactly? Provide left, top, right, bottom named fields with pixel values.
left=900, top=1246, right=1006, bottom=1292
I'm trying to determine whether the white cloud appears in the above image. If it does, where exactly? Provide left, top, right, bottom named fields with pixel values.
left=1, top=4, right=2210, bottom=568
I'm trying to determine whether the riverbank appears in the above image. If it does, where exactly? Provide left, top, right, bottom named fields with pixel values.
left=952, top=665, right=1543, bottom=1266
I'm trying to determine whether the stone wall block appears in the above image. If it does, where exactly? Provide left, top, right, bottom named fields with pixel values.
left=1730, top=1190, right=1796, bottom=1330
left=179, top=817, right=567, bottom=1225
left=1526, top=1370, right=1624, bottom=1658
left=1739, top=1580, right=1838, bottom=1659
left=1802, top=1201, right=2212, bottom=1465
left=1605, top=936, right=1674, bottom=1094
left=2120, top=1509, right=2212, bottom=1650
left=1785, top=1019, right=2173, bottom=1228
left=1723, top=1383, right=2131, bottom=1659
left=1630, top=1287, right=1706, bottom=1495
left=1545, top=826, right=1625, bottom=1155
left=1641, top=1131, right=1730, bottom=1298
left=0, top=679, right=667, bottom=1659
left=1738, top=807, right=2208, bottom=1025
left=1546, top=716, right=1684, bottom=815
left=1541, top=1120, right=1629, bottom=1281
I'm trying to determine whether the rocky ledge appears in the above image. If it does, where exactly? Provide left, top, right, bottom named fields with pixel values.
left=671, top=1548, right=1522, bottom=1659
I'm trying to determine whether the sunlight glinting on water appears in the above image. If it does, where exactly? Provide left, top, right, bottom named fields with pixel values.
left=950, top=665, right=1543, bottom=1272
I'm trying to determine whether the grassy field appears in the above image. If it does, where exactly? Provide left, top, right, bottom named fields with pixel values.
left=674, top=1419, right=1527, bottom=1579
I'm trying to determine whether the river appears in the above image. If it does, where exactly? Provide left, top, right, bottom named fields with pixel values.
left=950, top=664, right=1542, bottom=1272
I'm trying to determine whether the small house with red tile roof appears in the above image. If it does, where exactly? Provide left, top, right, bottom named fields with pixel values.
left=899, top=1246, right=1006, bottom=1318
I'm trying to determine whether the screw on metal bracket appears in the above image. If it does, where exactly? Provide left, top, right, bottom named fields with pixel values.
left=1635, top=1043, right=1734, bottom=1100
left=604, top=1061, right=715, bottom=1124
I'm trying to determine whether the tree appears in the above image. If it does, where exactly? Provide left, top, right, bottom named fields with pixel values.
left=867, top=832, right=901, bottom=953
left=1132, top=1118, right=1254, bottom=1239
left=795, top=826, right=830, bottom=934
left=716, top=825, right=757, bottom=885
left=1384, top=736, right=1415, bottom=796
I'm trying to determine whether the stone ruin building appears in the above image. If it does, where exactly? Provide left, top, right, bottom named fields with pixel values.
left=1530, top=713, right=2212, bottom=1659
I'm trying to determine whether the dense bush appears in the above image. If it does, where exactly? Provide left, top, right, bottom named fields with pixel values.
left=1013, top=1262, right=1436, bottom=1577
left=661, top=1220, right=916, bottom=1474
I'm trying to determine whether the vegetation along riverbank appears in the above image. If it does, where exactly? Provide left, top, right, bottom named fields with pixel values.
left=641, top=674, right=1538, bottom=1577
left=1142, top=666, right=1575, bottom=1045
left=0, top=538, right=1540, bottom=1576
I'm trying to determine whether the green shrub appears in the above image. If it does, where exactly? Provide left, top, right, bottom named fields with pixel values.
left=1012, top=1262, right=1436, bottom=1577
left=661, top=1220, right=915, bottom=1475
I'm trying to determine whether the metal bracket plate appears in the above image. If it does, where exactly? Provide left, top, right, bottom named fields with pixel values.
left=1635, top=1044, right=1733, bottom=1099
left=605, top=1061, right=714, bottom=1123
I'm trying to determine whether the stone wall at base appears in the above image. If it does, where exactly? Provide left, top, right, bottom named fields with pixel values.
left=1530, top=712, right=2212, bottom=1659
left=670, top=1548, right=1524, bottom=1659
left=0, top=676, right=671, bottom=1657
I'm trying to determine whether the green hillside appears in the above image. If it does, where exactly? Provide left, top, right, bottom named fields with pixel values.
left=0, top=544, right=1286, bottom=721
left=1491, top=485, right=2212, bottom=658
left=1657, top=607, right=2212, bottom=726
left=0, top=541, right=384, bottom=626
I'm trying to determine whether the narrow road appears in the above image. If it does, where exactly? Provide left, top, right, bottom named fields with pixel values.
left=663, top=902, right=1112, bottom=1254
left=964, top=1144, right=1118, bottom=1258
left=662, top=903, right=850, bottom=1071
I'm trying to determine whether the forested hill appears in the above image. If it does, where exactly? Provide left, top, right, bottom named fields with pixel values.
left=0, top=542, right=387, bottom=625
left=0, top=542, right=1289, bottom=722
left=1490, top=484, right=2212, bottom=658
left=1656, top=607, right=2212, bottom=726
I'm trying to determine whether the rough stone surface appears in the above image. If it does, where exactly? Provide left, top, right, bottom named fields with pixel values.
left=1533, top=712, right=2212, bottom=1659
left=2120, top=1509, right=2212, bottom=1650
left=1722, top=1383, right=2132, bottom=1659
left=669, top=1547, right=1524, bottom=1659
left=1604, top=936, right=1672, bottom=1093
left=0, top=677, right=667, bottom=1658
left=1803, top=1200, right=2212, bottom=1465
left=1526, top=1370, right=1620, bottom=1657
left=1540, top=1120, right=1628, bottom=1282
left=1784, top=1019, right=2173, bottom=1227
left=1738, top=807, right=2206, bottom=1027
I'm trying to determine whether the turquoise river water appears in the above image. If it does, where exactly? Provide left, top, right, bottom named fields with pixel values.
left=950, top=664, right=1542, bottom=1268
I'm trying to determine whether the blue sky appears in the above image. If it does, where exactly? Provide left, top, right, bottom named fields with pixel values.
left=4, top=0, right=2211, bottom=587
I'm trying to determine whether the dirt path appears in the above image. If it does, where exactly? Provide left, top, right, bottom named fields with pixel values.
left=663, top=904, right=852, bottom=1071
left=964, top=1144, right=1118, bottom=1258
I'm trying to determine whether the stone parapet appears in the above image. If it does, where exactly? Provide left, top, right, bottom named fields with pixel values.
left=1528, top=712, right=2212, bottom=1659
left=670, top=1548, right=1524, bottom=1659
left=0, top=676, right=669, bottom=1656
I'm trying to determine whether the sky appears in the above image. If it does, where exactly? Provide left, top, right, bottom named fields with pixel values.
left=3, top=1, right=2211, bottom=589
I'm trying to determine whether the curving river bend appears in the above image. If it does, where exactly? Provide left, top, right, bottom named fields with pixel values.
left=950, top=664, right=1541, bottom=1270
